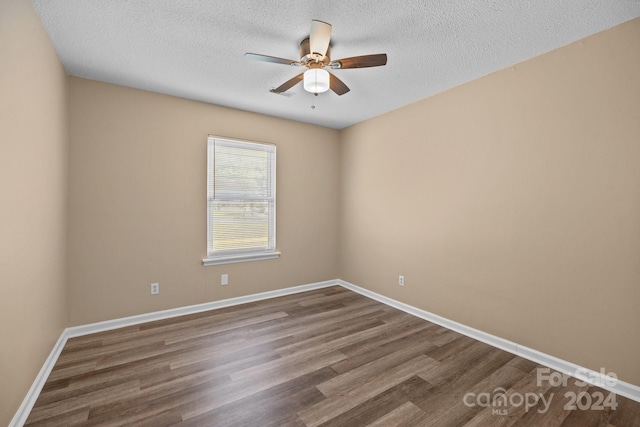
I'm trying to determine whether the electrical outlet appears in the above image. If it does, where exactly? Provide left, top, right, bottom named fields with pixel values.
left=150, top=282, right=159, bottom=295
left=221, top=274, right=228, bottom=286
left=399, top=275, right=405, bottom=286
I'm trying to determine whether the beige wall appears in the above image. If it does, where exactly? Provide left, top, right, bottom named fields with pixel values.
left=0, top=0, right=69, bottom=424
left=340, top=18, right=640, bottom=386
left=3, top=6, right=639, bottom=422
left=67, top=78, right=340, bottom=325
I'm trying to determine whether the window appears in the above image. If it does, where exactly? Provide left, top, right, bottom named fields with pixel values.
left=203, top=136, right=279, bottom=266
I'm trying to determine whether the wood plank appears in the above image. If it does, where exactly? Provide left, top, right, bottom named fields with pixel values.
left=412, top=349, right=521, bottom=426
left=366, top=401, right=428, bottom=427
left=179, top=351, right=348, bottom=420
left=319, top=377, right=431, bottom=427
left=297, top=354, right=439, bottom=427
left=177, top=367, right=335, bottom=427
left=22, top=287, right=640, bottom=426
left=25, top=381, right=140, bottom=425
left=317, top=334, right=438, bottom=396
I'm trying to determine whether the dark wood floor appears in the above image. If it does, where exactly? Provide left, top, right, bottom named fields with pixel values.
left=25, top=286, right=640, bottom=426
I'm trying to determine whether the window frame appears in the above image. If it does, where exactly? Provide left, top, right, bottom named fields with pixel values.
left=202, top=136, right=280, bottom=266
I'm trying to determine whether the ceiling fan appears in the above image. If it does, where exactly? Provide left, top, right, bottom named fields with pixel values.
left=245, top=20, right=387, bottom=96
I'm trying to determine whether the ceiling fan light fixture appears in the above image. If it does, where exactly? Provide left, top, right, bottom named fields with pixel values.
left=246, top=20, right=386, bottom=96
left=303, top=69, right=330, bottom=94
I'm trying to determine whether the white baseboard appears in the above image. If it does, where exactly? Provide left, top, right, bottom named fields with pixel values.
left=9, top=279, right=337, bottom=426
left=9, top=329, right=70, bottom=427
left=11, top=278, right=640, bottom=426
left=65, top=280, right=337, bottom=338
left=337, top=279, right=640, bottom=404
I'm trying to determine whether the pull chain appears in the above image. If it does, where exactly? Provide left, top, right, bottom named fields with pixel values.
left=311, top=70, right=318, bottom=110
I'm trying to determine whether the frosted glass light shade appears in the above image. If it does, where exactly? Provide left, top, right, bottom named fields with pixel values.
left=303, top=69, right=330, bottom=94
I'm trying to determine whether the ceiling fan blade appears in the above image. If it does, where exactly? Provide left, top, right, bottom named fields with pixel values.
left=309, top=20, right=332, bottom=57
left=271, top=73, right=305, bottom=93
left=244, top=53, right=301, bottom=66
left=330, top=53, right=387, bottom=69
left=329, top=72, right=350, bottom=96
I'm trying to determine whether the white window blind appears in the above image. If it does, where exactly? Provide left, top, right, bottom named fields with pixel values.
left=204, top=136, right=278, bottom=265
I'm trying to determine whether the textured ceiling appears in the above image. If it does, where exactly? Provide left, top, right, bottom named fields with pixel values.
left=32, top=0, right=640, bottom=129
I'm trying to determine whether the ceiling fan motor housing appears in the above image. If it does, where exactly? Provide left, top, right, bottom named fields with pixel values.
left=299, top=37, right=331, bottom=67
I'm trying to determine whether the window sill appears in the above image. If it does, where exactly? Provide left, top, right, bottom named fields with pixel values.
left=202, top=251, right=281, bottom=266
